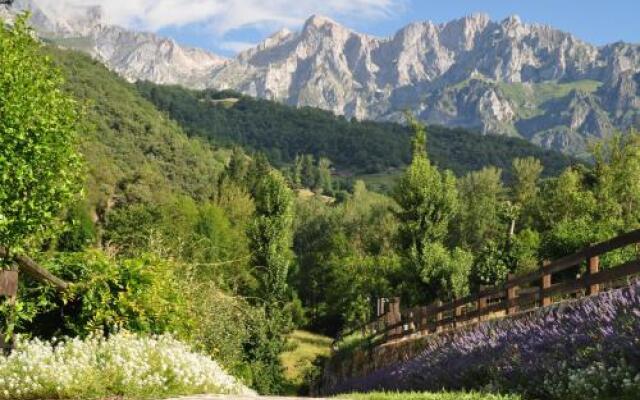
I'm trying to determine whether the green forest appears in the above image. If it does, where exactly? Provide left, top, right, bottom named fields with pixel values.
left=1, top=16, right=639, bottom=400
left=135, top=82, right=577, bottom=181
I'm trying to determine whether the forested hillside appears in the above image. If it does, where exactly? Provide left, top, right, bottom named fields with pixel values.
left=136, top=83, right=577, bottom=180
left=46, top=47, right=228, bottom=211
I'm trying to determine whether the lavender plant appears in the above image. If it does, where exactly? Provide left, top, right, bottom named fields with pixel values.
left=328, top=281, right=640, bottom=399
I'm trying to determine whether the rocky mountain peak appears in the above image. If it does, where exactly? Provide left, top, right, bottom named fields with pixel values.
left=440, top=13, right=490, bottom=51
left=300, top=13, right=359, bottom=43
left=7, top=3, right=640, bottom=155
left=304, top=14, right=340, bottom=30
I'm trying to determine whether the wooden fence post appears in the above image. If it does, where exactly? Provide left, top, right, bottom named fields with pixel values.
left=408, top=311, right=416, bottom=333
left=435, top=300, right=443, bottom=333
left=454, top=305, right=463, bottom=328
left=541, top=260, right=552, bottom=307
left=587, top=256, right=600, bottom=295
left=477, top=285, right=487, bottom=322
left=477, top=298, right=486, bottom=322
left=390, top=297, right=402, bottom=338
left=0, top=268, right=18, bottom=355
left=419, top=306, right=428, bottom=332
left=507, top=273, right=519, bottom=315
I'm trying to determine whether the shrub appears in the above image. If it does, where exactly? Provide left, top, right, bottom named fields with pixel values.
left=0, top=331, right=254, bottom=399
left=15, top=250, right=191, bottom=340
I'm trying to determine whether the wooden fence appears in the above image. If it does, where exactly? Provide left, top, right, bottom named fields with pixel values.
left=0, top=246, right=70, bottom=353
left=337, top=228, right=640, bottom=347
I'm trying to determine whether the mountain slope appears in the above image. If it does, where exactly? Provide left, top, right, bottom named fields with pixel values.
left=9, top=1, right=639, bottom=155
left=136, top=82, right=576, bottom=180
left=206, top=15, right=639, bottom=154
left=4, top=0, right=227, bottom=87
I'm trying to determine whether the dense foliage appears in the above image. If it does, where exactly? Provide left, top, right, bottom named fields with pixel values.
left=327, top=281, right=640, bottom=400
left=293, top=124, right=640, bottom=336
left=0, top=16, right=82, bottom=252
left=1, top=33, right=293, bottom=393
left=136, top=82, right=576, bottom=180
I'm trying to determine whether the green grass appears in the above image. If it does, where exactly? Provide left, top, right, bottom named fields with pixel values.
left=280, top=330, right=333, bottom=394
left=356, top=170, right=403, bottom=193
left=498, top=80, right=602, bottom=119
left=340, top=392, right=521, bottom=400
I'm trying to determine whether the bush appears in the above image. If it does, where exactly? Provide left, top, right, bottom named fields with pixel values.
left=0, top=332, right=254, bottom=399
left=15, top=250, right=191, bottom=340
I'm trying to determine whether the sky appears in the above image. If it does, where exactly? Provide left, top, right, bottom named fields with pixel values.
left=38, top=0, right=640, bottom=57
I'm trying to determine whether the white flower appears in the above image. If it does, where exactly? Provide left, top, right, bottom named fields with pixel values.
left=0, top=332, right=254, bottom=399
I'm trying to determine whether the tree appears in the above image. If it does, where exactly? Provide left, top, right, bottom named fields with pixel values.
left=592, top=132, right=640, bottom=230
left=394, top=121, right=458, bottom=250
left=317, top=157, right=333, bottom=194
left=300, top=154, right=317, bottom=190
left=247, top=169, right=294, bottom=304
left=245, top=167, right=295, bottom=393
left=0, top=15, right=82, bottom=253
left=457, top=167, right=506, bottom=253
left=512, top=157, right=543, bottom=229
left=393, top=117, right=470, bottom=303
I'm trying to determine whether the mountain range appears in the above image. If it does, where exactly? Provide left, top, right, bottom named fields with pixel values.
left=3, top=0, right=640, bottom=155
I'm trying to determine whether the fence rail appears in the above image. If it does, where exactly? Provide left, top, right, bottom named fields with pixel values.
left=335, top=229, right=640, bottom=348
left=1, top=246, right=71, bottom=353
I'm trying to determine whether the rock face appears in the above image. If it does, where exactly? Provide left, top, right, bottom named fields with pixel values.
left=4, top=2, right=640, bottom=154
left=3, top=0, right=227, bottom=87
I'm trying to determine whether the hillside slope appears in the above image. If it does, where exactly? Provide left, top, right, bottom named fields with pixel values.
left=47, top=47, right=226, bottom=216
left=136, top=83, right=577, bottom=180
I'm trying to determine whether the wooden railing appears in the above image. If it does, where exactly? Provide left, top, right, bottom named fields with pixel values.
left=0, top=246, right=71, bottom=352
left=335, top=229, right=640, bottom=348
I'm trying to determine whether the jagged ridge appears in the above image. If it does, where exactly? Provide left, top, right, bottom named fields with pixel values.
left=4, top=2, right=640, bottom=154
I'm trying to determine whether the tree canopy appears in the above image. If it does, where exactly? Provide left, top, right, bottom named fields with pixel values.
left=0, top=15, right=82, bottom=252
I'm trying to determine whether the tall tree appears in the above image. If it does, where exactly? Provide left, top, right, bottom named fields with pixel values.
left=0, top=15, right=82, bottom=253
left=300, top=154, right=317, bottom=190
left=512, top=157, right=543, bottom=229
left=592, top=132, right=640, bottom=229
left=245, top=167, right=295, bottom=393
left=394, top=119, right=458, bottom=249
left=457, top=167, right=506, bottom=252
left=248, top=169, right=295, bottom=304
left=317, top=157, right=333, bottom=194
left=393, top=117, right=470, bottom=302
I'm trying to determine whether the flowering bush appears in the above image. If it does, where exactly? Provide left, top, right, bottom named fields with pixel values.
left=328, top=281, right=640, bottom=399
left=0, top=331, right=254, bottom=399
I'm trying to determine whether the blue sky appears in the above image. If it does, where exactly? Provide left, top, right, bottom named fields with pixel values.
left=159, top=0, right=640, bottom=57
left=43, top=0, right=640, bottom=57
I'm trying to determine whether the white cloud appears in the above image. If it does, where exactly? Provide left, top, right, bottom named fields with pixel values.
left=219, top=40, right=256, bottom=53
left=34, top=0, right=404, bottom=35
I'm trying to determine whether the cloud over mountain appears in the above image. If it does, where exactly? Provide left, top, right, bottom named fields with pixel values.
left=33, top=0, right=403, bottom=34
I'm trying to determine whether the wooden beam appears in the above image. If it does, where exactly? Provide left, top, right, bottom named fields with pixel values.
left=0, top=246, right=69, bottom=292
